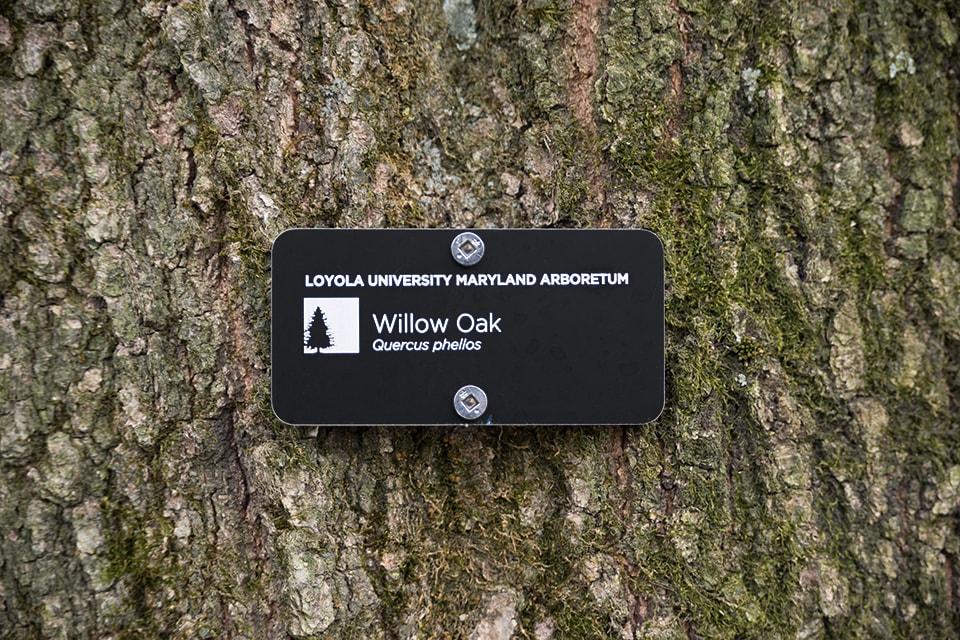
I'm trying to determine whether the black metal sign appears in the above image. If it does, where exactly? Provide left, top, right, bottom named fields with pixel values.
left=271, top=229, right=664, bottom=425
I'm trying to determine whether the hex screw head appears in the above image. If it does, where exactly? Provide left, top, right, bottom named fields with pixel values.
left=453, top=385, right=488, bottom=420
left=451, top=232, right=484, bottom=266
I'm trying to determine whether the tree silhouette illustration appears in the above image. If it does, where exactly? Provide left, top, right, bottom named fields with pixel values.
left=305, top=306, right=334, bottom=350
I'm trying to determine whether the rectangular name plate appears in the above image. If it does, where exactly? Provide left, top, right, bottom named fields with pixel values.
left=271, top=229, right=664, bottom=425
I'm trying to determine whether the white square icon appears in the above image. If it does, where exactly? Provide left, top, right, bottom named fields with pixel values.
left=303, top=298, right=360, bottom=354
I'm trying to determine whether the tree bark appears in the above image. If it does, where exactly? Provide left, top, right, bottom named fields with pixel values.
left=1, top=0, right=959, bottom=638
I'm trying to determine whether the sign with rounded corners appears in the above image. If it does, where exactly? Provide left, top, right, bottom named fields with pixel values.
left=271, top=229, right=664, bottom=425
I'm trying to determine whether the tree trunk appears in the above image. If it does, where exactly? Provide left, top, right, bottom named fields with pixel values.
left=1, top=0, right=958, bottom=637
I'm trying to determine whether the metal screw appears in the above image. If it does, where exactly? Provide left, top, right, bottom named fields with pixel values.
left=453, top=385, right=487, bottom=420
left=451, top=232, right=484, bottom=266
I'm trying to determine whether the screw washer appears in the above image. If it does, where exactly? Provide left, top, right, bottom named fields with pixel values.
left=453, top=385, right=488, bottom=420
left=451, top=232, right=484, bottom=266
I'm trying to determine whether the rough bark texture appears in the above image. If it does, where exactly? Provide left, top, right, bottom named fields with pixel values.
left=1, top=0, right=959, bottom=638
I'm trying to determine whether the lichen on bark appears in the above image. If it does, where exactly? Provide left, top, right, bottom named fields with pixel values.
left=1, top=0, right=958, bottom=638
